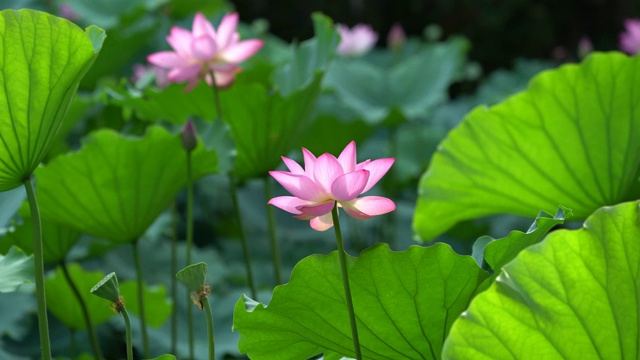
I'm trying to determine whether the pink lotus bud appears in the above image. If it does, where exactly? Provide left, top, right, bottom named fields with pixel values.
left=59, top=4, right=79, bottom=21
left=387, top=23, right=406, bottom=51
left=181, top=120, right=198, bottom=152
left=619, top=18, right=640, bottom=55
left=577, top=36, right=593, bottom=59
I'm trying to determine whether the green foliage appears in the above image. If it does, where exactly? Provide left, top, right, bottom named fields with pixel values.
left=415, top=52, right=640, bottom=241
left=45, top=264, right=115, bottom=330
left=0, top=9, right=104, bottom=191
left=35, top=126, right=217, bottom=243
left=324, top=38, right=467, bottom=124
left=472, top=207, right=567, bottom=272
left=119, top=281, right=172, bottom=328
left=1, top=204, right=81, bottom=264
left=234, top=243, right=489, bottom=359
left=443, top=201, right=640, bottom=359
left=0, top=246, right=33, bottom=292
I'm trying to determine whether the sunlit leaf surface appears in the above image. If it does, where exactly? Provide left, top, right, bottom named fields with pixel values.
left=36, top=126, right=217, bottom=243
left=415, top=52, right=640, bottom=240
left=443, top=201, right=640, bottom=360
left=0, top=9, right=104, bottom=191
left=234, top=243, right=489, bottom=359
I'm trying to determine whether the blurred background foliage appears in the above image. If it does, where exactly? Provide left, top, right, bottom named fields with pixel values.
left=0, top=0, right=638, bottom=359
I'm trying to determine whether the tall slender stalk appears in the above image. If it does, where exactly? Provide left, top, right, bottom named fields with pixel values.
left=185, top=150, right=195, bottom=359
left=131, top=241, right=150, bottom=358
left=121, top=307, right=134, bottom=360
left=170, top=202, right=178, bottom=355
left=23, top=177, right=52, bottom=360
left=208, top=72, right=258, bottom=299
left=202, top=296, right=216, bottom=360
left=229, top=172, right=258, bottom=299
left=60, top=262, right=104, bottom=360
left=264, top=176, right=283, bottom=285
left=331, top=204, right=362, bottom=360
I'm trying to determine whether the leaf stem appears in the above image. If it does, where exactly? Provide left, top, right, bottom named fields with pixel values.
left=210, top=72, right=223, bottom=122
left=264, top=176, right=283, bottom=284
left=208, top=71, right=257, bottom=299
left=331, top=204, right=362, bottom=360
left=170, top=202, right=178, bottom=355
left=202, top=296, right=216, bottom=360
left=60, top=262, right=104, bottom=360
left=132, top=240, right=150, bottom=358
left=23, top=177, right=52, bottom=360
left=185, top=150, right=195, bottom=359
left=121, top=307, right=134, bottom=360
left=229, top=172, right=258, bottom=299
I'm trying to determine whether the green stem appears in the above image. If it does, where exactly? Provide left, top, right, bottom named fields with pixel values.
left=185, top=150, right=195, bottom=359
left=264, top=176, right=283, bottom=285
left=170, top=202, right=178, bottom=355
left=121, top=307, right=134, bottom=360
left=60, top=262, right=104, bottom=360
left=331, top=204, right=362, bottom=360
left=202, top=296, right=216, bottom=360
left=132, top=241, right=150, bottom=358
left=209, top=71, right=257, bottom=298
left=210, top=72, right=223, bottom=122
left=229, top=173, right=258, bottom=299
left=23, top=177, right=51, bottom=360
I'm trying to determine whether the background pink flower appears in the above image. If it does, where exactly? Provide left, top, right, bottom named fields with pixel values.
left=337, top=24, right=378, bottom=57
left=620, top=18, right=640, bottom=55
left=147, top=12, right=263, bottom=91
left=268, top=141, right=395, bottom=231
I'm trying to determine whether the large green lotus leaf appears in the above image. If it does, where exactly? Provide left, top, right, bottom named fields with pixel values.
left=473, top=207, right=566, bottom=272
left=0, top=9, right=104, bottom=192
left=323, top=38, right=467, bottom=124
left=443, top=201, right=640, bottom=360
left=44, top=263, right=115, bottom=330
left=219, top=73, right=323, bottom=180
left=119, top=281, right=171, bottom=328
left=35, top=125, right=217, bottom=243
left=1, top=202, right=81, bottom=264
left=0, top=246, right=33, bottom=292
left=414, top=52, right=640, bottom=241
left=234, top=243, right=489, bottom=359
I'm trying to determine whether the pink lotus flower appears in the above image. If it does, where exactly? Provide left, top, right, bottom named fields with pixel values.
left=268, top=141, right=395, bottom=231
left=620, top=18, right=640, bottom=55
left=337, top=24, right=378, bottom=57
left=147, top=12, right=264, bottom=91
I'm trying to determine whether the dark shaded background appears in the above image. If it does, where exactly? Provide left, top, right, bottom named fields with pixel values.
left=231, top=0, right=639, bottom=72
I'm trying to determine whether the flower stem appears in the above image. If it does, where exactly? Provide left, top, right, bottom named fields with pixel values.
left=264, top=176, right=283, bottom=285
left=202, top=296, right=216, bottom=360
left=170, top=202, right=178, bottom=355
left=132, top=241, right=150, bottom=358
left=331, top=204, right=362, bottom=360
left=210, top=72, right=223, bottom=122
left=229, top=172, right=258, bottom=300
left=185, top=150, right=195, bottom=359
left=120, top=307, right=134, bottom=360
left=23, top=177, right=52, bottom=360
left=60, top=262, right=104, bottom=360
